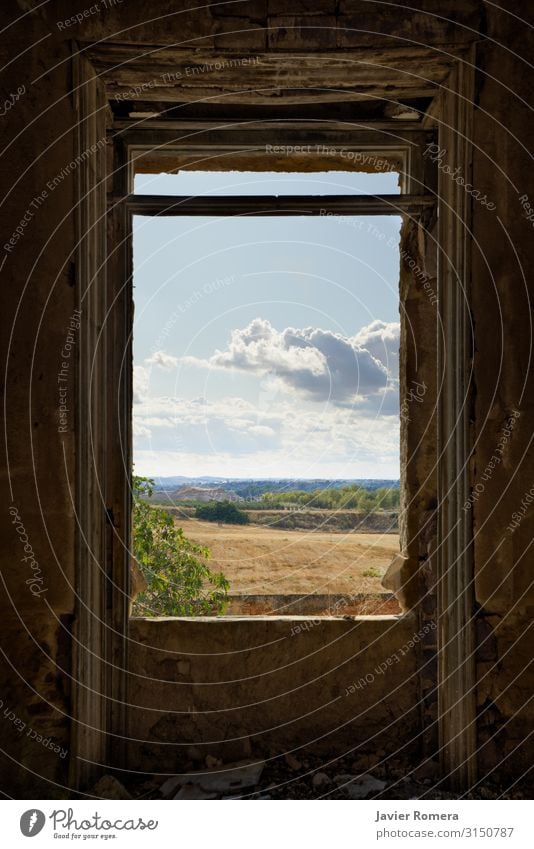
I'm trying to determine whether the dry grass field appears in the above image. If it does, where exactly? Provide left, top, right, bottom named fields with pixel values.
left=176, top=516, right=399, bottom=596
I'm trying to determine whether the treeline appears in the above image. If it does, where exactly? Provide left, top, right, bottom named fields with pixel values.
left=259, top=484, right=400, bottom=512
left=147, top=484, right=400, bottom=514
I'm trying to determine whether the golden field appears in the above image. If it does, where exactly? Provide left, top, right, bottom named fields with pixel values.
left=175, top=516, right=399, bottom=596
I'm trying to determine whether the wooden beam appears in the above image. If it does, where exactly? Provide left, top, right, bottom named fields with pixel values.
left=437, top=59, right=477, bottom=792
left=72, top=53, right=110, bottom=793
left=85, top=44, right=452, bottom=105
left=125, top=193, right=434, bottom=217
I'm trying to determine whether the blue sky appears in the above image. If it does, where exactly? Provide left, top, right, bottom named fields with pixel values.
left=133, top=171, right=401, bottom=479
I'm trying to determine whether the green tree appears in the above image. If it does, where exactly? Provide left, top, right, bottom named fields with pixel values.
left=132, top=476, right=229, bottom=616
left=195, top=501, right=250, bottom=525
left=257, top=483, right=399, bottom=512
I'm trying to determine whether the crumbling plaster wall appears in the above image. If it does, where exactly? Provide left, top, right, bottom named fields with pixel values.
left=127, top=616, right=420, bottom=773
left=0, top=7, right=78, bottom=798
left=45, top=0, right=482, bottom=50
left=0, top=0, right=532, bottom=796
left=470, top=5, right=534, bottom=780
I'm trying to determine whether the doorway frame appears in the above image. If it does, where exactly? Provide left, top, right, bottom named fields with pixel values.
left=72, top=51, right=476, bottom=793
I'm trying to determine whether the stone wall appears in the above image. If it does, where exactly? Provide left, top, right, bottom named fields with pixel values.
left=0, top=5, right=77, bottom=798
left=127, top=615, right=420, bottom=774
left=1, top=0, right=533, bottom=796
left=470, top=3, right=534, bottom=781
left=47, top=0, right=482, bottom=50
left=224, top=593, right=400, bottom=615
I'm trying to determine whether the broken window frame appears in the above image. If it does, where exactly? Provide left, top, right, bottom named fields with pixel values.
left=123, top=136, right=433, bottom=611
left=72, top=53, right=476, bottom=794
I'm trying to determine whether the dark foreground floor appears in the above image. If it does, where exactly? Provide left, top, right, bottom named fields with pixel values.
left=98, top=752, right=532, bottom=801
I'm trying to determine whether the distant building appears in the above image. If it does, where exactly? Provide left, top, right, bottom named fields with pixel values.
left=171, top=486, right=243, bottom=503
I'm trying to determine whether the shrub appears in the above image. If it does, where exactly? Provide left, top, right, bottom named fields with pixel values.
left=362, top=566, right=382, bottom=578
left=195, top=501, right=250, bottom=525
left=132, top=476, right=229, bottom=616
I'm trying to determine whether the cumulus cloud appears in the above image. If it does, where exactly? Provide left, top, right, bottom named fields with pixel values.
left=354, top=319, right=399, bottom=375
left=146, top=350, right=178, bottom=370
left=183, top=318, right=399, bottom=405
left=206, top=318, right=325, bottom=378
left=133, top=421, right=151, bottom=438
left=133, top=393, right=399, bottom=478
left=134, top=391, right=397, bottom=463
left=133, top=350, right=179, bottom=403
left=132, top=321, right=401, bottom=476
left=133, top=365, right=149, bottom=403
left=133, top=394, right=282, bottom=455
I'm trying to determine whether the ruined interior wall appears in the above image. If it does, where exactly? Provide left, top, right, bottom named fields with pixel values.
left=397, top=210, right=439, bottom=755
left=127, top=616, right=420, bottom=773
left=396, top=210, right=439, bottom=598
left=0, top=7, right=77, bottom=797
left=1, top=0, right=532, bottom=796
left=470, top=3, right=534, bottom=780
left=46, top=0, right=482, bottom=50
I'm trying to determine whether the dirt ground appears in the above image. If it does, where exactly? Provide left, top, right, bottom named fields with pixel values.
left=176, top=516, right=399, bottom=596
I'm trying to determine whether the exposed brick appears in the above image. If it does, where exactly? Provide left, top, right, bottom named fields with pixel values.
left=337, top=14, right=402, bottom=48
left=421, top=593, right=436, bottom=616
left=420, top=625, right=437, bottom=651
left=268, top=0, right=336, bottom=14
left=421, top=656, right=437, bottom=685
left=210, top=0, right=267, bottom=21
left=421, top=726, right=437, bottom=753
left=421, top=508, right=438, bottom=546
left=213, top=17, right=267, bottom=49
left=476, top=617, right=498, bottom=663
left=337, top=3, right=481, bottom=48
left=268, top=15, right=337, bottom=49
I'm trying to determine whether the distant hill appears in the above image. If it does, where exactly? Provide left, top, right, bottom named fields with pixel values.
left=150, top=476, right=400, bottom=501
left=167, top=485, right=243, bottom=503
left=152, top=476, right=400, bottom=489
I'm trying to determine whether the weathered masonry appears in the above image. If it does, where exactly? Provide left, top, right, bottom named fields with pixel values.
left=0, top=1, right=533, bottom=798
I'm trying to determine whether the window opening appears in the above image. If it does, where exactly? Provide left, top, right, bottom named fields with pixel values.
left=131, top=172, right=402, bottom=618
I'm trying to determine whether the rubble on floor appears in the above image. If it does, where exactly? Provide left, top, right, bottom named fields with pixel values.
left=121, top=754, right=532, bottom=801
left=91, top=775, right=132, bottom=799
left=159, top=759, right=265, bottom=798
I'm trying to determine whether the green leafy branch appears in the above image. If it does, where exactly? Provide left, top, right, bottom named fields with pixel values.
left=131, top=476, right=229, bottom=617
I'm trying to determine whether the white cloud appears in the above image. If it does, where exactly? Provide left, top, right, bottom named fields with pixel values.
left=133, top=421, right=151, bottom=438
left=133, top=350, right=179, bottom=403
left=182, top=318, right=399, bottom=406
left=133, top=392, right=398, bottom=473
left=133, top=320, right=401, bottom=476
left=146, top=350, right=178, bottom=370
left=248, top=425, right=276, bottom=438
left=354, top=319, right=399, bottom=374
left=133, top=365, right=149, bottom=403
